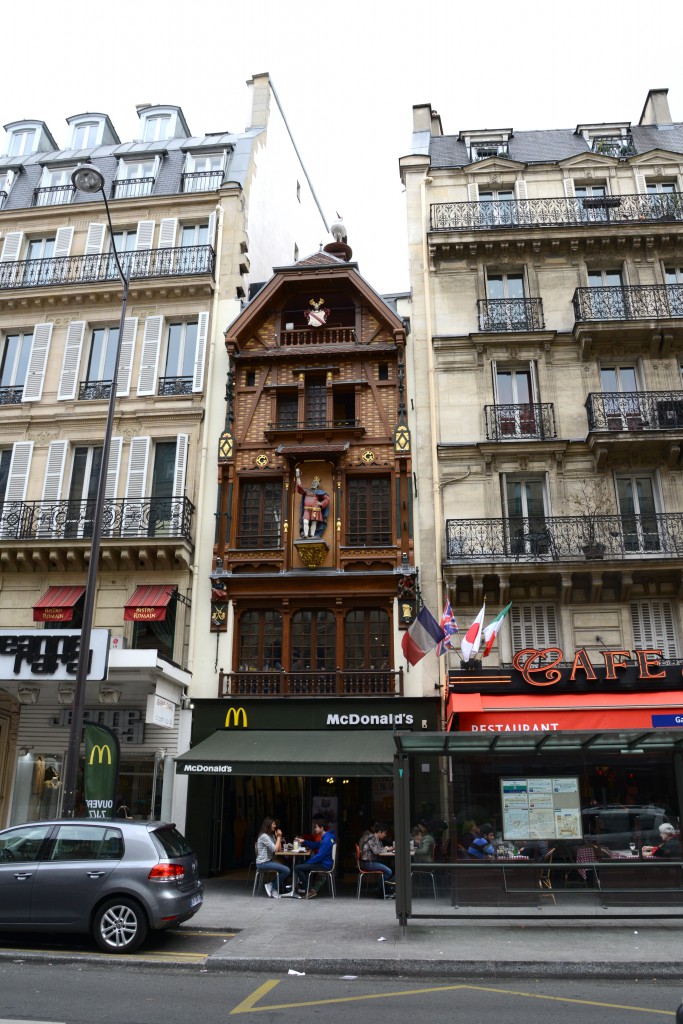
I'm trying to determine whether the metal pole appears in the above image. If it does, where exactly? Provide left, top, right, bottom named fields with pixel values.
left=62, top=187, right=128, bottom=817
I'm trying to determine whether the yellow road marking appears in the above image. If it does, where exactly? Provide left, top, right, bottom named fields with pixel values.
left=231, top=979, right=672, bottom=1016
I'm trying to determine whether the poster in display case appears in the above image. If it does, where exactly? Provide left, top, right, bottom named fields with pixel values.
left=500, top=777, right=583, bottom=841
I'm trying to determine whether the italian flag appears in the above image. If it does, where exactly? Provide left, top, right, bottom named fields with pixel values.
left=460, top=602, right=486, bottom=663
left=482, top=602, right=513, bottom=658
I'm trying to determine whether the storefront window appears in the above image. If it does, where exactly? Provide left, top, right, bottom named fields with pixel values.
left=10, top=752, right=64, bottom=824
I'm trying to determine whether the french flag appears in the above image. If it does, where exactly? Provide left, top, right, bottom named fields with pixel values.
left=401, top=606, right=446, bottom=666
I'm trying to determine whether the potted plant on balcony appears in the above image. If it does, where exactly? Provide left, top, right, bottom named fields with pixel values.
left=570, top=479, right=613, bottom=559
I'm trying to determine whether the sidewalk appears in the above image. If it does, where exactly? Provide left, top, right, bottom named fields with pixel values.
left=187, top=877, right=683, bottom=978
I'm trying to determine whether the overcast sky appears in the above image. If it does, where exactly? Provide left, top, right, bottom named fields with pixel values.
left=4, top=0, right=682, bottom=293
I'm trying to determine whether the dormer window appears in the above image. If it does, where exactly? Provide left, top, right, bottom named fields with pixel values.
left=144, top=114, right=171, bottom=142
left=591, top=135, right=636, bottom=157
left=8, top=128, right=36, bottom=157
left=71, top=121, right=101, bottom=149
left=471, top=141, right=509, bottom=162
left=182, top=152, right=225, bottom=192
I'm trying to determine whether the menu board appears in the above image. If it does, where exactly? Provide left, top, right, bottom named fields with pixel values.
left=500, top=777, right=583, bottom=841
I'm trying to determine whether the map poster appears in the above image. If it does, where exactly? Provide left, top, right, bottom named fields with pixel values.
left=500, top=777, right=583, bottom=842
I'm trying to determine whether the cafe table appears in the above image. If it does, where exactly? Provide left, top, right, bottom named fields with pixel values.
left=276, top=846, right=311, bottom=897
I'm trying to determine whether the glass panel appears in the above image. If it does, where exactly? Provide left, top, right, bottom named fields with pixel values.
left=305, top=378, right=326, bottom=425
left=487, top=275, right=504, bottom=299
left=180, top=322, right=197, bottom=378
left=151, top=442, right=176, bottom=498
left=239, top=481, right=282, bottom=547
left=496, top=371, right=514, bottom=404
left=0, top=824, right=51, bottom=858
left=50, top=824, right=108, bottom=861
left=238, top=611, right=282, bottom=671
left=165, top=324, right=182, bottom=377
left=0, top=449, right=11, bottom=501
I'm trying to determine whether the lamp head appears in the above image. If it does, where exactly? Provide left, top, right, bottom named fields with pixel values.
left=71, top=163, right=105, bottom=194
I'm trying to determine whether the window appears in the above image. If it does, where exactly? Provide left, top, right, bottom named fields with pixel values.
left=71, top=122, right=100, bottom=149
left=143, top=115, right=170, bottom=142
left=510, top=603, right=559, bottom=651
left=591, top=135, right=635, bottom=157
left=346, top=477, right=391, bottom=545
left=378, top=363, right=389, bottom=381
left=107, top=229, right=137, bottom=279
left=483, top=272, right=528, bottom=330
left=238, top=480, right=282, bottom=548
left=132, top=593, right=176, bottom=662
left=1, top=330, right=32, bottom=397
left=493, top=365, right=538, bottom=438
left=479, top=188, right=515, bottom=226
left=64, top=445, right=102, bottom=538
left=276, top=393, right=298, bottom=427
left=0, top=823, right=51, bottom=861
left=470, top=142, right=508, bottom=161
left=245, top=370, right=255, bottom=387
left=587, top=269, right=625, bottom=319
left=305, top=376, right=327, bottom=426
left=238, top=610, right=282, bottom=671
left=631, top=600, right=678, bottom=659
left=664, top=267, right=683, bottom=317
left=182, top=154, right=223, bottom=192
left=113, top=160, right=156, bottom=199
left=575, top=183, right=608, bottom=222
left=82, top=326, right=119, bottom=398
left=616, top=474, right=661, bottom=552
left=0, top=449, right=11, bottom=500
left=291, top=610, right=335, bottom=676
left=504, top=476, right=549, bottom=556
left=161, top=321, right=198, bottom=395
left=8, top=129, right=36, bottom=157
left=35, top=167, right=75, bottom=207
left=180, top=224, right=209, bottom=247
left=344, top=609, right=390, bottom=670
left=24, top=237, right=56, bottom=286
left=599, top=365, right=641, bottom=430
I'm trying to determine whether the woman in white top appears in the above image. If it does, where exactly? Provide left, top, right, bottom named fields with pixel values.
left=255, top=817, right=290, bottom=898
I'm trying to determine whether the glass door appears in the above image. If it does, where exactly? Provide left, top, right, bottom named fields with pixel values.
left=495, top=367, right=535, bottom=437
left=599, top=365, right=640, bottom=430
left=65, top=446, right=102, bottom=538
left=149, top=441, right=175, bottom=536
left=505, top=478, right=549, bottom=556
left=616, top=476, right=660, bottom=552
left=587, top=269, right=625, bottom=319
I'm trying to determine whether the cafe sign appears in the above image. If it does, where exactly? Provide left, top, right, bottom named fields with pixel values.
left=0, top=629, right=109, bottom=681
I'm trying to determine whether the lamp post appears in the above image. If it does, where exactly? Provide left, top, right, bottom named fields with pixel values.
left=61, top=164, right=129, bottom=817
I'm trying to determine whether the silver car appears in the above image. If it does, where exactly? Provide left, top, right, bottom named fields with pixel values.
left=0, top=819, right=203, bottom=953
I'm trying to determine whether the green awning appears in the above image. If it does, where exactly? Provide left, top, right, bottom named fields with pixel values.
left=175, top=729, right=396, bottom=777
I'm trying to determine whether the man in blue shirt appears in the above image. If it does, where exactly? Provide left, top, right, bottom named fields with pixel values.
left=468, top=824, right=496, bottom=860
left=291, top=820, right=336, bottom=898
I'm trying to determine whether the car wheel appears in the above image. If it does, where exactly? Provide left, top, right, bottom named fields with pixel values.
left=92, top=897, right=148, bottom=953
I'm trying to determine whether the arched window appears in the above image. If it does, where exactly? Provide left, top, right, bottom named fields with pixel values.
left=344, top=609, right=390, bottom=669
left=238, top=610, right=282, bottom=670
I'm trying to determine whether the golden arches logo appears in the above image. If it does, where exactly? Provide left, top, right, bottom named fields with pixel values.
left=224, top=707, right=247, bottom=728
left=89, top=744, right=112, bottom=765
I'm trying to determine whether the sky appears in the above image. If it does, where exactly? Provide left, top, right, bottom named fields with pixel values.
left=3, top=0, right=682, bottom=294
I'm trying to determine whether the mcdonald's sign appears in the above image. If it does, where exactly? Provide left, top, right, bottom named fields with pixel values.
left=89, top=744, right=112, bottom=765
left=84, top=722, right=120, bottom=819
left=225, top=707, right=248, bottom=728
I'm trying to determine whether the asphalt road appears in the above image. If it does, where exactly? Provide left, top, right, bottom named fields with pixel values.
left=0, top=963, right=680, bottom=1023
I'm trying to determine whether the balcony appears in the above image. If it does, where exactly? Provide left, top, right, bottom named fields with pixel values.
left=78, top=380, right=112, bottom=401
left=484, top=403, right=557, bottom=440
left=32, top=184, right=76, bottom=207
left=573, top=285, right=683, bottom=322
left=111, top=177, right=155, bottom=199
left=430, top=192, right=683, bottom=231
left=586, top=392, right=683, bottom=432
left=0, top=496, right=195, bottom=543
left=591, top=135, right=636, bottom=157
left=477, top=298, right=545, bottom=332
left=219, top=667, right=404, bottom=698
left=278, top=327, right=357, bottom=347
left=264, top=417, right=365, bottom=441
left=445, top=513, right=683, bottom=562
left=181, top=170, right=223, bottom=192
left=0, top=245, right=215, bottom=291
left=158, top=376, right=193, bottom=396
left=0, top=386, right=24, bottom=405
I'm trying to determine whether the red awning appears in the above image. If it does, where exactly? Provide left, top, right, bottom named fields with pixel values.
left=124, top=585, right=175, bottom=622
left=33, top=585, right=85, bottom=623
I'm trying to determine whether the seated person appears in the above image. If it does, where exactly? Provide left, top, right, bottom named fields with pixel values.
left=412, top=824, right=436, bottom=863
left=292, top=819, right=336, bottom=898
left=255, top=816, right=290, bottom=898
left=360, top=821, right=394, bottom=898
left=653, top=822, right=682, bottom=859
left=468, top=823, right=496, bottom=860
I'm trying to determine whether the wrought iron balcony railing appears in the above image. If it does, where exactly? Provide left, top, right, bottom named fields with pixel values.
left=430, top=191, right=683, bottom=231
left=446, top=513, right=683, bottom=562
left=32, top=184, right=76, bottom=207
left=484, top=403, right=557, bottom=440
left=158, top=376, right=193, bottom=396
left=591, top=135, right=636, bottom=157
left=477, top=297, right=545, bottom=332
left=0, top=386, right=24, bottom=405
left=0, top=496, right=195, bottom=542
left=586, top=391, right=683, bottom=432
left=471, top=146, right=510, bottom=162
left=220, top=667, right=403, bottom=698
left=573, top=285, right=683, bottom=322
left=111, top=177, right=155, bottom=199
left=78, top=380, right=112, bottom=401
left=0, top=244, right=215, bottom=290
left=278, top=327, right=357, bottom=347
left=181, top=170, right=223, bottom=192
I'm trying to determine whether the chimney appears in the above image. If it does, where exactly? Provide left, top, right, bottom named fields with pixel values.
left=639, top=88, right=672, bottom=126
left=413, top=104, right=443, bottom=137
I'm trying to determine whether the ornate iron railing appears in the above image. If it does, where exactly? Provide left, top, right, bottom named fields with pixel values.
left=158, top=376, right=193, bottom=396
left=446, top=513, right=683, bottom=562
left=278, top=327, right=357, bottom=346
left=111, top=177, right=155, bottom=199
left=78, top=380, right=112, bottom=401
left=0, top=245, right=215, bottom=290
left=471, top=146, right=510, bottom=162
left=586, top=391, right=683, bottom=431
left=32, top=184, right=76, bottom=207
left=477, top=298, right=545, bottom=332
left=0, top=386, right=24, bottom=405
left=484, top=403, right=557, bottom=440
left=591, top=135, right=636, bottom=157
left=220, top=667, right=404, bottom=698
left=181, top=170, right=223, bottom=192
left=430, top=191, right=683, bottom=231
left=0, top=496, right=195, bottom=542
left=573, top=285, right=683, bottom=322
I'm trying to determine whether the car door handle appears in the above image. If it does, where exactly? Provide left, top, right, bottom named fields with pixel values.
left=87, top=871, right=105, bottom=878
left=13, top=872, right=33, bottom=880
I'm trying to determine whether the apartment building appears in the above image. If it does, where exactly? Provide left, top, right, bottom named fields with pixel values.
left=0, top=74, right=327, bottom=828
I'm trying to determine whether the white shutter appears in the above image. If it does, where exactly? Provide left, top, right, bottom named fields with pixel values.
left=136, top=315, right=163, bottom=396
left=563, top=177, right=575, bottom=198
left=207, top=211, right=217, bottom=247
left=529, top=360, right=540, bottom=403
left=634, top=172, right=647, bottom=195
left=491, top=359, right=499, bottom=401
left=631, top=600, right=678, bottom=658
left=158, top=218, right=178, bottom=248
left=192, top=312, right=209, bottom=392
left=511, top=603, right=559, bottom=650
left=0, top=232, right=23, bottom=262
left=123, top=436, right=150, bottom=536
left=115, top=317, right=138, bottom=397
left=84, top=223, right=106, bottom=255
left=172, top=434, right=189, bottom=498
left=38, top=440, right=68, bottom=535
left=22, top=322, right=53, bottom=402
left=135, top=220, right=155, bottom=251
left=105, top=437, right=123, bottom=501
left=57, top=320, right=86, bottom=400
left=0, top=441, right=33, bottom=538
left=53, top=227, right=74, bottom=258
left=467, top=183, right=479, bottom=203
left=514, top=179, right=528, bottom=201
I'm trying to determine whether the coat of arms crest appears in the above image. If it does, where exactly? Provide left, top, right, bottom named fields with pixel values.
left=304, top=298, right=329, bottom=328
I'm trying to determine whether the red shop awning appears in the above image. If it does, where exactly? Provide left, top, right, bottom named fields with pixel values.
left=449, top=690, right=683, bottom=733
left=33, top=585, right=85, bottom=622
left=123, top=585, right=175, bottom=622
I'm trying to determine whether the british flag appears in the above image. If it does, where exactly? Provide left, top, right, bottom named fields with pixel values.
left=436, top=599, right=458, bottom=657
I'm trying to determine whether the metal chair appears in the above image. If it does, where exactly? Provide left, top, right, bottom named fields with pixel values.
left=411, top=863, right=437, bottom=899
left=538, top=847, right=557, bottom=904
left=304, top=842, right=337, bottom=898
left=355, top=842, right=386, bottom=899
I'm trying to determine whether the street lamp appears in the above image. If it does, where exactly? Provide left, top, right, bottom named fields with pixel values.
left=61, top=164, right=129, bottom=817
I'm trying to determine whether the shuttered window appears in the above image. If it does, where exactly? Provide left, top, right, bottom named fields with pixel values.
left=511, top=603, right=560, bottom=651
left=630, top=600, right=678, bottom=659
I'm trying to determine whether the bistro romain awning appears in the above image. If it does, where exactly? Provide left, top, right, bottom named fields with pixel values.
left=175, top=729, right=396, bottom=777
left=33, top=585, right=85, bottom=622
left=124, top=585, right=176, bottom=622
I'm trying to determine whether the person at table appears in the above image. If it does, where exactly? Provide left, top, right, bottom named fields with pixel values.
left=291, top=819, right=336, bottom=899
left=468, top=824, right=496, bottom=860
left=360, top=821, right=394, bottom=898
left=653, top=823, right=682, bottom=859
left=412, top=824, right=436, bottom=863
left=256, top=816, right=290, bottom=899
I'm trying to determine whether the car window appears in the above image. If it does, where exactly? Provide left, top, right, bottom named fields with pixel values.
left=0, top=824, right=52, bottom=862
left=151, top=826, right=193, bottom=858
left=49, top=824, right=123, bottom=861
